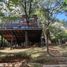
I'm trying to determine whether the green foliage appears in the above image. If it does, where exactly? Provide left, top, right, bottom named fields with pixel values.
left=9, top=0, right=19, bottom=5
left=65, top=0, right=67, bottom=4
left=0, top=38, right=9, bottom=47
left=3, top=16, right=19, bottom=20
left=49, top=22, right=67, bottom=40
left=0, top=0, right=3, bottom=2
left=62, top=0, right=67, bottom=14
left=0, top=13, right=4, bottom=17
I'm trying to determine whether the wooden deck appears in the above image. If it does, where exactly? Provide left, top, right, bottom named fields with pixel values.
left=0, top=29, right=42, bottom=43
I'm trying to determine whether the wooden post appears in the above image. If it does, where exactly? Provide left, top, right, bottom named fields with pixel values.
left=58, top=39, right=61, bottom=45
left=25, top=31, right=28, bottom=47
left=11, top=37, right=13, bottom=48
left=41, top=36, right=45, bottom=46
left=1, top=35, right=3, bottom=47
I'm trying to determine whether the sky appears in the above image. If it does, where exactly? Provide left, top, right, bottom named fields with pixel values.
left=56, top=13, right=67, bottom=21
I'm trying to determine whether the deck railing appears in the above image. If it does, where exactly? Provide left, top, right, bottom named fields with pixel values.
left=0, top=17, right=42, bottom=30
left=0, top=26, right=42, bottom=30
left=0, top=23, right=42, bottom=30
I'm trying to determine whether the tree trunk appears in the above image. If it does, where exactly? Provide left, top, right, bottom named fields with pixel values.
left=45, top=28, right=49, bottom=54
left=45, top=34, right=49, bottom=54
left=58, top=39, right=61, bottom=45
left=45, top=28, right=52, bottom=55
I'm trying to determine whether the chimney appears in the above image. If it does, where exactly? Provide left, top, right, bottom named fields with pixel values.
left=22, top=15, right=27, bottom=18
left=32, top=15, right=38, bottom=22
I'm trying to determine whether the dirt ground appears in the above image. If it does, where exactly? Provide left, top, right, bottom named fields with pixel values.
left=0, top=46, right=67, bottom=67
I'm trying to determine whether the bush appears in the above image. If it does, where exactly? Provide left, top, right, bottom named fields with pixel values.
left=0, top=40, right=10, bottom=47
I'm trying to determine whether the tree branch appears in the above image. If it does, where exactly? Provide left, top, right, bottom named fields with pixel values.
left=29, top=0, right=32, bottom=16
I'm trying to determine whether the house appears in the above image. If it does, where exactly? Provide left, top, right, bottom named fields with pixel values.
left=0, top=15, right=42, bottom=46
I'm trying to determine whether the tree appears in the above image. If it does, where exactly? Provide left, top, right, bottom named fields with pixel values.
left=62, top=0, right=67, bottom=16
left=35, top=0, right=66, bottom=55
left=49, top=22, right=66, bottom=45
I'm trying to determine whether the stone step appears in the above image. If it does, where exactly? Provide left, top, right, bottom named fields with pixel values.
left=43, top=65, right=67, bottom=67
